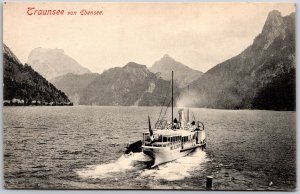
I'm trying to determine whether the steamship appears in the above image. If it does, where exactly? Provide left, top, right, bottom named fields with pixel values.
left=141, top=71, right=206, bottom=167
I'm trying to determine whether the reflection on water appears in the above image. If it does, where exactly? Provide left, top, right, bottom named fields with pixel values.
left=3, top=106, right=296, bottom=190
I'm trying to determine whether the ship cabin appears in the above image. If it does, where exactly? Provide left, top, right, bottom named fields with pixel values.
left=142, top=130, right=197, bottom=149
left=143, top=132, right=181, bottom=147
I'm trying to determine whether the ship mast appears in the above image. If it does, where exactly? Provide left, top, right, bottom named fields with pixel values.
left=187, top=85, right=189, bottom=123
left=171, top=71, right=173, bottom=127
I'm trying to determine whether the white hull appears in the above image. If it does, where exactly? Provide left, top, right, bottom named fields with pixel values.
left=142, top=144, right=202, bottom=167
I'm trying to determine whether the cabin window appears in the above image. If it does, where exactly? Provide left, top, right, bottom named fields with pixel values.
left=157, top=136, right=164, bottom=142
left=162, top=136, right=168, bottom=142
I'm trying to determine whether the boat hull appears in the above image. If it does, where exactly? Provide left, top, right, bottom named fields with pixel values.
left=142, top=144, right=201, bottom=167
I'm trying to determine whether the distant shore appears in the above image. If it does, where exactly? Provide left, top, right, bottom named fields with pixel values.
left=3, top=99, right=73, bottom=106
left=3, top=104, right=295, bottom=111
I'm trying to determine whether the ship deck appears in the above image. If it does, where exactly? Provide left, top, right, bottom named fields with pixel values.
left=153, top=129, right=195, bottom=137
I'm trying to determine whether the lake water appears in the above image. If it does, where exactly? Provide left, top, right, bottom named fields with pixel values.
left=3, top=106, right=296, bottom=190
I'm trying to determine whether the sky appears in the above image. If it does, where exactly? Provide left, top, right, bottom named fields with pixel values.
left=3, top=2, right=295, bottom=73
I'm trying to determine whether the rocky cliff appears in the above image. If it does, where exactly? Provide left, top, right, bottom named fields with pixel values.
left=187, top=10, right=295, bottom=110
left=3, top=44, right=71, bottom=106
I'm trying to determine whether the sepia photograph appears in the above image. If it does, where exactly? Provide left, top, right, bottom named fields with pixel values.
left=2, top=2, right=296, bottom=190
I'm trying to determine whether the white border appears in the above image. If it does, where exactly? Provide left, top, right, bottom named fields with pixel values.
left=0, top=1, right=298, bottom=194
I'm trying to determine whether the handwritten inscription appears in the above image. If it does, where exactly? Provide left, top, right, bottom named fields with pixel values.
left=27, top=7, right=103, bottom=16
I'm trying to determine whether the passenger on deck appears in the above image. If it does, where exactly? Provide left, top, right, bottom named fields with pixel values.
left=173, top=118, right=178, bottom=129
left=174, top=118, right=178, bottom=124
left=191, top=120, right=196, bottom=130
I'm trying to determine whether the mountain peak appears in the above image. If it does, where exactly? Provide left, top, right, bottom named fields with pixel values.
left=268, top=10, right=281, bottom=17
left=27, top=47, right=90, bottom=80
left=161, top=54, right=175, bottom=62
left=263, top=10, right=283, bottom=30
left=189, top=9, right=295, bottom=110
left=255, top=10, right=286, bottom=49
left=162, top=54, right=172, bottom=59
left=32, top=47, right=65, bottom=54
left=150, top=55, right=203, bottom=88
left=124, top=62, right=147, bottom=69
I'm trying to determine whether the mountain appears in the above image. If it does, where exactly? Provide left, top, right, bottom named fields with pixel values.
left=3, top=44, right=71, bottom=105
left=51, top=73, right=100, bottom=105
left=150, top=54, right=203, bottom=88
left=77, top=62, right=179, bottom=106
left=27, top=47, right=90, bottom=80
left=187, top=10, right=295, bottom=110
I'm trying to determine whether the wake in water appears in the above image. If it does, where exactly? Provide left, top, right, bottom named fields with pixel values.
left=140, top=149, right=208, bottom=181
left=76, top=149, right=207, bottom=181
left=76, top=152, right=151, bottom=179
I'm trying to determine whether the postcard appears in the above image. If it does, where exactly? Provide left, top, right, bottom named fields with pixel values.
left=3, top=2, right=296, bottom=190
